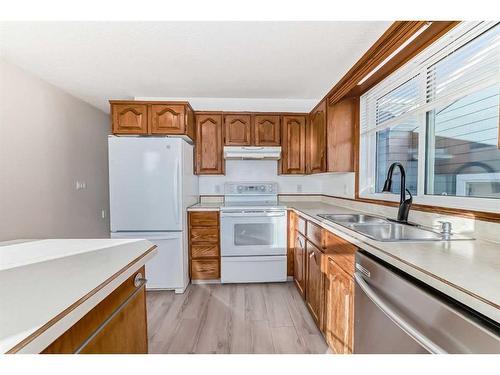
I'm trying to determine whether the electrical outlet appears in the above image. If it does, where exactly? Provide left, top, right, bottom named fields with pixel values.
left=101, top=209, right=107, bottom=219
left=297, top=184, right=303, bottom=193
left=343, top=183, right=348, bottom=195
left=215, top=185, right=221, bottom=194
left=75, top=180, right=87, bottom=190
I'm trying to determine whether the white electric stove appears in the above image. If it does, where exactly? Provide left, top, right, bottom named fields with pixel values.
left=220, top=182, right=287, bottom=283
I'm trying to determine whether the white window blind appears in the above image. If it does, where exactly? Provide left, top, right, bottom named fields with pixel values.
left=426, top=24, right=500, bottom=106
left=360, top=21, right=500, bottom=134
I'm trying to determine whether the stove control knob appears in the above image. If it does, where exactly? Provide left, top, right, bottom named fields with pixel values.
left=260, top=186, right=265, bottom=191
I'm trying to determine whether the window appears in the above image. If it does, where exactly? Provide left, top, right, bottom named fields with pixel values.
left=426, top=84, right=500, bottom=198
left=359, top=22, right=500, bottom=211
left=376, top=119, right=419, bottom=195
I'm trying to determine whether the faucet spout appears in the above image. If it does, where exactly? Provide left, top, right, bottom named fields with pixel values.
left=382, top=162, right=413, bottom=223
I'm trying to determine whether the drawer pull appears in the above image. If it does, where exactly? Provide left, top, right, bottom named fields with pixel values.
left=134, top=273, right=147, bottom=288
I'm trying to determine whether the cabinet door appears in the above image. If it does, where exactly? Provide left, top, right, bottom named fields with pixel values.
left=307, top=100, right=327, bottom=174
left=305, top=241, right=324, bottom=328
left=42, top=267, right=147, bottom=354
left=293, top=232, right=306, bottom=298
left=327, top=97, right=357, bottom=172
left=280, top=115, right=306, bottom=174
left=149, top=104, right=185, bottom=134
left=111, top=103, right=148, bottom=134
left=324, top=257, right=354, bottom=354
left=195, top=113, right=224, bottom=174
left=224, top=114, right=252, bottom=145
left=254, top=115, right=281, bottom=146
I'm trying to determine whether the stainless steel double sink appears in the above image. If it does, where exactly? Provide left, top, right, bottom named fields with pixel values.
left=317, top=214, right=473, bottom=242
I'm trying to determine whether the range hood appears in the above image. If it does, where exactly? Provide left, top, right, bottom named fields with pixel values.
left=224, top=146, right=282, bottom=160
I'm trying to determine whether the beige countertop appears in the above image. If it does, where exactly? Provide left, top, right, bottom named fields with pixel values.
left=188, top=200, right=500, bottom=323
left=187, top=202, right=222, bottom=211
left=0, top=239, right=156, bottom=353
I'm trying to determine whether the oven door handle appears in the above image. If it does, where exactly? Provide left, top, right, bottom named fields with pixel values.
left=221, top=212, right=285, bottom=217
left=354, top=273, right=447, bottom=354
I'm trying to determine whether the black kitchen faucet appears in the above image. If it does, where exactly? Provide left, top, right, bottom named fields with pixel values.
left=382, top=162, right=413, bottom=224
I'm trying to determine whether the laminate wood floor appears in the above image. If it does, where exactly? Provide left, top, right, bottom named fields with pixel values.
left=146, top=282, right=329, bottom=354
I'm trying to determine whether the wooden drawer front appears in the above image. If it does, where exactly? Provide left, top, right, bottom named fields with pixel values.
left=324, top=231, right=356, bottom=276
left=191, top=244, right=219, bottom=259
left=189, top=211, right=219, bottom=227
left=190, top=227, right=219, bottom=243
left=297, top=215, right=307, bottom=235
left=306, top=221, right=324, bottom=249
left=191, top=259, right=220, bottom=280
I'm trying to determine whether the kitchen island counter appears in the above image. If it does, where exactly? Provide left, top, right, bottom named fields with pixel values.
left=0, top=239, right=156, bottom=353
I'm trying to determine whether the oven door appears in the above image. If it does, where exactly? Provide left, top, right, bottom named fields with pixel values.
left=220, top=210, right=286, bottom=256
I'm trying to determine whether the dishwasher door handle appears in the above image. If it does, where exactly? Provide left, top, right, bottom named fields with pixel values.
left=221, top=212, right=285, bottom=218
left=354, top=273, right=447, bottom=354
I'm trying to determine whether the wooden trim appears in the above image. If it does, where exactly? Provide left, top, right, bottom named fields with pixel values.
left=6, top=245, right=157, bottom=354
left=109, top=99, right=192, bottom=108
left=349, top=21, right=460, bottom=97
left=322, top=21, right=459, bottom=106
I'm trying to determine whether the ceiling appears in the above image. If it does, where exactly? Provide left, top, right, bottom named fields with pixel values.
left=0, top=21, right=391, bottom=113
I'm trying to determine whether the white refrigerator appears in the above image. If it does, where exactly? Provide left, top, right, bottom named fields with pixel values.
left=108, top=136, right=198, bottom=293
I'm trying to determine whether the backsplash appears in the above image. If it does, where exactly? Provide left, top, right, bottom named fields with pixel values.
left=198, top=160, right=355, bottom=197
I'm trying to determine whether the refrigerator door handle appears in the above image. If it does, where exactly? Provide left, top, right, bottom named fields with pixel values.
left=174, top=159, right=180, bottom=225
left=354, top=273, right=447, bottom=354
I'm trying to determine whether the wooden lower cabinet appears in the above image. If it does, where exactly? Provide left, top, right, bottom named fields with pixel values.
left=305, top=241, right=324, bottom=329
left=189, top=211, right=220, bottom=280
left=293, top=232, right=307, bottom=298
left=42, top=267, right=148, bottom=354
left=324, top=257, right=355, bottom=354
left=289, top=213, right=356, bottom=354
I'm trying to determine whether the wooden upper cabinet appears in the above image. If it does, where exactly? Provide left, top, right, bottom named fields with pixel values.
left=111, top=103, right=148, bottom=135
left=327, top=97, right=357, bottom=172
left=280, top=115, right=306, bottom=174
left=324, top=257, right=354, bottom=354
left=224, top=114, right=252, bottom=146
left=307, top=100, right=327, bottom=174
left=110, top=101, right=195, bottom=141
left=195, top=113, right=224, bottom=175
left=254, top=115, right=281, bottom=146
left=305, top=241, right=324, bottom=329
left=149, top=104, right=185, bottom=134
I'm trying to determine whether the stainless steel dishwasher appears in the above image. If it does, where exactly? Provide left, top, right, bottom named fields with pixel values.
left=354, top=251, right=500, bottom=353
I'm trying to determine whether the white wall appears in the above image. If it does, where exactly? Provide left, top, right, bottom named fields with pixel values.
left=198, top=160, right=355, bottom=197
left=135, top=96, right=316, bottom=113
left=0, top=60, right=110, bottom=240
